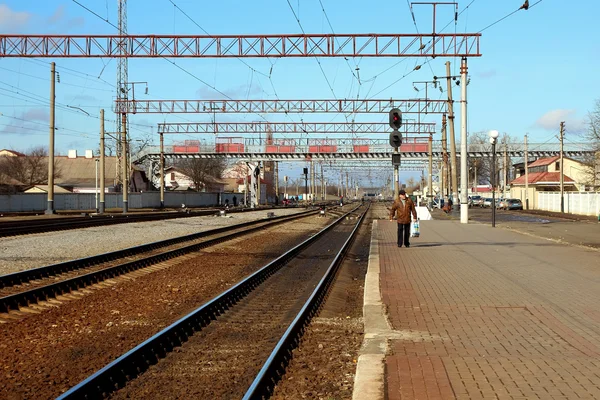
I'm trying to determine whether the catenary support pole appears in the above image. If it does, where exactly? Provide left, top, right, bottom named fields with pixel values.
left=46, top=62, right=56, bottom=215
left=121, top=113, right=128, bottom=213
left=560, top=121, right=565, bottom=213
left=428, top=133, right=433, bottom=207
left=524, top=134, right=529, bottom=209
left=99, top=109, right=106, bottom=214
left=445, top=61, right=459, bottom=212
left=441, top=114, right=448, bottom=207
left=460, top=57, right=469, bottom=224
left=159, top=132, right=165, bottom=208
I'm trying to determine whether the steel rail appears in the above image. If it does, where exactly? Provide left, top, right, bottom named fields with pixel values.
left=0, top=209, right=321, bottom=314
left=0, top=207, right=281, bottom=238
left=243, top=205, right=368, bottom=398
left=0, top=209, right=317, bottom=290
left=56, top=205, right=362, bottom=400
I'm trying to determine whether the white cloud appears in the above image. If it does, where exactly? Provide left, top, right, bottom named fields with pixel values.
left=535, top=109, right=586, bottom=133
left=23, top=108, right=49, bottom=122
left=47, top=5, right=65, bottom=24
left=476, top=69, right=497, bottom=79
left=0, top=4, right=31, bottom=31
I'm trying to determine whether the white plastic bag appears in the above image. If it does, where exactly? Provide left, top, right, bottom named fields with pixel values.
left=410, top=220, right=420, bottom=238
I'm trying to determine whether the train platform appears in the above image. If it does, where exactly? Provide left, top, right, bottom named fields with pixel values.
left=354, top=218, right=600, bottom=400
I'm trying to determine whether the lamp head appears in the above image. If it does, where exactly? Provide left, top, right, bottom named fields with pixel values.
left=488, top=130, right=499, bottom=139
left=489, top=137, right=496, bottom=145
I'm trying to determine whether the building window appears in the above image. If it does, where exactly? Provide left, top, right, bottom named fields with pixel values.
left=171, top=173, right=175, bottom=180
left=555, top=162, right=560, bottom=171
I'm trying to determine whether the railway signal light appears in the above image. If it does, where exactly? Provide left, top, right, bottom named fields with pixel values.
left=389, top=131, right=402, bottom=148
left=389, top=108, right=402, bottom=130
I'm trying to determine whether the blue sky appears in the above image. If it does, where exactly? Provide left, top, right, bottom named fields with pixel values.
left=0, top=0, right=598, bottom=186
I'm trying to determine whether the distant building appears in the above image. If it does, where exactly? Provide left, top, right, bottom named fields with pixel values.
left=163, top=166, right=226, bottom=192
left=510, top=156, right=591, bottom=208
left=25, top=185, right=72, bottom=194
left=0, top=149, right=26, bottom=157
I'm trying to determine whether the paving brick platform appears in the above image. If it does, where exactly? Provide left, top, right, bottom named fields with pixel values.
left=378, top=219, right=600, bottom=400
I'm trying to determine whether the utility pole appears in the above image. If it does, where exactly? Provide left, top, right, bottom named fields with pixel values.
left=274, top=161, right=279, bottom=201
left=116, top=0, right=128, bottom=187
left=346, top=171, right=349, bottom=199
left=445, top=61, right=459, bottom=212
left=428, top=132, right=433, bottom=207
left=503, top=142, right=508, bottom=198
left=244, top=163, right=249, bottom=206
left=560, top=121, right=565, bottom=213
left=473, top=163, right=477, bottom=194
left=441, top=114, right=448, bottom=206
left=459, top=57, right=469, bottom=223
left=524, top=134, right=529, bottom=210
left=99, top=109, right=106, bottom=214
left=320, top=162, right=324, bottom=200
left=46, top=62, right=56, bottom=215
left=159, top=132, right=165, bottom=208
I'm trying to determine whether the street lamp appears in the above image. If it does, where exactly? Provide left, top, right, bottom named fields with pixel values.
left=488, top=130, right=499, bottom=227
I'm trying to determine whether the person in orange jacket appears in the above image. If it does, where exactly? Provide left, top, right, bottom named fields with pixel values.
left=389, top=189, right=417, bottom=248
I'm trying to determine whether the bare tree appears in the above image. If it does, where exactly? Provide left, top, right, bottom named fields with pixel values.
left=1, top=147, right=62, bottom=186
left=582, top=99, right=600, bottom=188
left=175, top=158, right=227, bottom=191
left=468, top=131, right=519, bottom=187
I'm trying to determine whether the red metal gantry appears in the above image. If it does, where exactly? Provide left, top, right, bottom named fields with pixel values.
left=114, top=98, right=447, bottom=114
left=157, top=122, right=437, bottom=135
left=0, top=33, right=481, bottom=58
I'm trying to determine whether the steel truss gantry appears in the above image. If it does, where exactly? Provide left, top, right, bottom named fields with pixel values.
left=157, top=122, right=437, bottom=135
left=0, top=33, right=481, bottom=58
left=114, top=99, right=447, bottom=114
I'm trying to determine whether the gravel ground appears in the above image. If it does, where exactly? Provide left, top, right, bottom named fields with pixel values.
left=0, top=208, right=307, bottom=275
left=0, top=216, right=332, bottom=400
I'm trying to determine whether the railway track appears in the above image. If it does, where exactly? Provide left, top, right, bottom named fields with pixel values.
left=56, top=204, right=367, bottom=399
left=0, top=208, right=343, bottom=320
left=0, top=206, right=306, bottom=238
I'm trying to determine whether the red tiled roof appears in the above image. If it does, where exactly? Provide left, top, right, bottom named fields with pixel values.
left=527, top=156, right=560, bottom=168
left=510, top=172, right=575, bottom=185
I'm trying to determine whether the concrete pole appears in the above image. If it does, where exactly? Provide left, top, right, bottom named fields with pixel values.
left=244, top=163, right=249, bottom=206
left=257, top=161, right=261, bottom=206
left=45, top=62, right=56, bottom=215
left=121, top=113, right=128, bottom=213
left=460, top=57, right=469, bottom=223
left=445, top=61, right=459, bottom=211
left=320, top=162, right=324, bottom=200
left=474, top=163, right=477, bottom=194
left=99, top=109, right=106, bottom=214
left=560, top=121, right=565, bottom=213
left=428, top=133, right=433, bottom=207
left=95, top=159, right=99, bottom=212
left=159, top=133, right=165, bottom=208
left=274, top=161, right=279, bottom=201
left=346, top=171, right=350, bottom=199
left=503, top=142, right=508, bottom=198
left=441, top=114, right=448, bottom=205
left=524, top=134, right=529, bottom=210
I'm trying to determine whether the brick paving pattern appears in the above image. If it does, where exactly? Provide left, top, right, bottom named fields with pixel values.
left=379, top=219, right=600, bottom=400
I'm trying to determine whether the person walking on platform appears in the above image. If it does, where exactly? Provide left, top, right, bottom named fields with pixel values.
left=389, top=189, right=417, bottom=248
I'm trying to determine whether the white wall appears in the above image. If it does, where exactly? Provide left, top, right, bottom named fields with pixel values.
left=537, top=192, right=600, bottom=216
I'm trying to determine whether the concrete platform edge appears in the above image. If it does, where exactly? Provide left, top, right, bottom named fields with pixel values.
left=352, top=220, right=390, bottom=400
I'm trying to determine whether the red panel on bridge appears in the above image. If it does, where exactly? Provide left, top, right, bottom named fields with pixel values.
left=309, top=145, right=338, bottom=153
left=173, top=145, right=199, bottom=153
left=400, top=143, right=428, bottom=152
left=353, top=145, right=370, bottom=153
left=216, top=143, right=244, bottom=153
left=266, top=145, right=296, bottom=153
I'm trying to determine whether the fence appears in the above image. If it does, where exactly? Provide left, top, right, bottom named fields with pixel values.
left=0, top=192, right=243, bottom=213
left=537, top=192, right=600, bottom=216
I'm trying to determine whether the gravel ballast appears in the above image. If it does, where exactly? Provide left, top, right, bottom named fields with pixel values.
left=0, top=208, right=307, bottom=275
